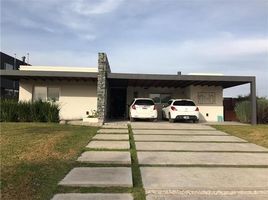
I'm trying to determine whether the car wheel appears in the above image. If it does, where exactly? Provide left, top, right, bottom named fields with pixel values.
left=169, top=113, right=174, bottom=123
left=193, top=119, right=199, bottom=123
left=130, top=117, right=135, bottom=122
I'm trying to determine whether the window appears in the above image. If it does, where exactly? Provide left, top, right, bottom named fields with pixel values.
left=198, top=92, right=216, bottom=104
left=134, top=99, right=154, bottom=105
left=173, top=100, right=195, bottom=106
left=149, top=94, right=171, bottom=104
left=4, top=63, right=14, bottom=70
left=48, top=87, right=59, bottom=101
left=33, top=86, right=59, bottom=102
left=34, top=86, right=47, bottom=101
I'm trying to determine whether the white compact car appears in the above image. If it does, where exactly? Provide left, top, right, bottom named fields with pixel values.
left=162, top=99, right=199, bottom=123
left=129, top=98, right=157, bottom=121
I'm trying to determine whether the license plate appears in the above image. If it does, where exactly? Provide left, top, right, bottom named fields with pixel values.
left=184, top=116, right=189, bottom=119
left=142, top=107, right=147, bottom=109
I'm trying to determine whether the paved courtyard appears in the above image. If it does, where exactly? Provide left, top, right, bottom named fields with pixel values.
left=51, top=121, right=268, bottom=200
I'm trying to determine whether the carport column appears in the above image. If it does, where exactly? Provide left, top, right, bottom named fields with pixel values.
left=97, top=53, right=111, bottom=124
left=250, top=77, right=257, bottom=125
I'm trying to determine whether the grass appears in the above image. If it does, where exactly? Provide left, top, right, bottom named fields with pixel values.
left=128, top=124, right=146, bottom=200
left=0, top=123, right=98, bottom=200
left=212, top=125, right=268, bottom=148
left=1, top=122, right=146, bottom=200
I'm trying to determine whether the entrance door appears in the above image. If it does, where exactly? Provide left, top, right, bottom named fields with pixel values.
left=109, top=88, right=127, bottom=119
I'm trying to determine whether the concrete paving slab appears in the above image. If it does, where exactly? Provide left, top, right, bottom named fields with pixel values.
left=102, top=123, right=128, bottom=129
left=77, top=151, right=131, bottom=164
left=51, top=193, right=133, bottom=200
left=133, top=129, right=228, bottom=135
left=87, top=141, right=130, bottom=149
left=146, top=193, right=268, bottom=200
left=136, top=142, right=268, bottom=152
left=98, top=129, right=129, bottom=134
left=131, top=122, right=215, bottom=130
left=134, top=135, right=245, bottom=142
left=141, top=167, right=268, bottom=190
left=59, top=167, right=132, bottom=187
left=137, top=152, right=268, bottom=165
left=93, top=134, right=129, bottom=140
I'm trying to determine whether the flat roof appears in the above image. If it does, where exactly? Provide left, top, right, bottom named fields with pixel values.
left=0, top=70, right=254, bottom=88
left=107, top=73, right=254, bottom=89
left=0, top=69, right=98, bottom=81
left=20, top=65, right=98, bottom=72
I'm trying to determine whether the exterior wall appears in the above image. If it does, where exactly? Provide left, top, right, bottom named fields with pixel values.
left=19, top=80, right=32, bottom=101
left=126, top=86, right=189, bottom=105
left=19, top=79, right=97, bottom=120
left=189, top=85, right=223, bottom=122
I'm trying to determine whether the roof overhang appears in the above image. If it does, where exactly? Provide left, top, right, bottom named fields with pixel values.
left=107, top=73, right=254, bottom=89
left=0, top=70, right=98, bottom=81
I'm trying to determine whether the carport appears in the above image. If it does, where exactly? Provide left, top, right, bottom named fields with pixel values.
left=102, top=71, right=256, bottom=124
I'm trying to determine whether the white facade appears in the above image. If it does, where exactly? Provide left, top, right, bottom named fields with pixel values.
left=18, top=65, right=224, bottom=122
left=19, top=66, right=98, bottom=120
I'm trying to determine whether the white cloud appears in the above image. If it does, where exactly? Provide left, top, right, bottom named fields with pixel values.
left=71, top=0, right=124, bottom=15
left=180, top=38, right=268, bottom=58
left=79, top=33, right=97, bottom=41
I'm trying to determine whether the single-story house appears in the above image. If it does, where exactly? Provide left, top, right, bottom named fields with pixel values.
left=0, top=53, right=257, bottom=124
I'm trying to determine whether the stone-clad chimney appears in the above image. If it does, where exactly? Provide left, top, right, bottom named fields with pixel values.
left=97, top=53, right=110, bottom=124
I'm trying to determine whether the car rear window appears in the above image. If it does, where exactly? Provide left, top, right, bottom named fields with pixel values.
left=173, top=100, right=195, bottom=106
left=134, top=99, right=154, bottom=105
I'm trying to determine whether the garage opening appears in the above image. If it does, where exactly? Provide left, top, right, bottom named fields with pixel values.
left=108, top=87, right=127, bottom=119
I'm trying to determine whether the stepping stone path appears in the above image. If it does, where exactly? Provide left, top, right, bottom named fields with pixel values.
left=78, top=151, right=131, bottom=164
left=93, top=133, right=129, bottom=140
left=131, top=122, right=268, bottom=200
left=52, top=121, right=268, bottom=199
left=87, top=140, right=130, bottom=149
left=52, top=193, right=133, bottom=200
left=98, top=129, right=129, bottom=134
left=51, top=123, right=134, bottom=200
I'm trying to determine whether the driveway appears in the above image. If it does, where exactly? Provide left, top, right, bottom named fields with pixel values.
left=131, top=121, right=268, bottom=200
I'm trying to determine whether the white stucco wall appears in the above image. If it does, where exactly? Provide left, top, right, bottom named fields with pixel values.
left=189, top=85, right=224, bottom=122
left=19, top=79, right=97, bottom=120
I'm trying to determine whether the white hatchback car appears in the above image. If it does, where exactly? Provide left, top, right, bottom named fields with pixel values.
left=129, top=98, right=157, bottom=121
left=162, top=99, right=199, bottom=123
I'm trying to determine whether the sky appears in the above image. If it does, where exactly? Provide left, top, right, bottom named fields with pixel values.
left=1, top=0, right=268, bottom=97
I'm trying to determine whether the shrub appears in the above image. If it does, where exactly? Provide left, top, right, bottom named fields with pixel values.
left=235, top=98, right=268, bottom=124
left=0, top=99, right=18, bottom=122
left=47, top=103, right=60, bottom=122
left=235, top=101, right=251, bottom=123
left=17, top=101, right=32, bottom=122
left=257, top=99, right=268, bottom=124
left=0, top=99, right=60, bottom=122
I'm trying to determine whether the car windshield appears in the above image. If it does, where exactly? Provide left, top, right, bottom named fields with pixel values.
left=173, top=100, right=195, bottom=106
left=134, top=99, right=154, bottom=106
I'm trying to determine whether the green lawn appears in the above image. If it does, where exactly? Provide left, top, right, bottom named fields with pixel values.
left=212, top=125, right=268, bottom=148
left=0, top=123, right=98, bottom=200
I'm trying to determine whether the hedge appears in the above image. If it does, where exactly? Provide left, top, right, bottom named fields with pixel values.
left=235, top=98, right=268, bottom=124
left=0, top=99, right=60, bottom=122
